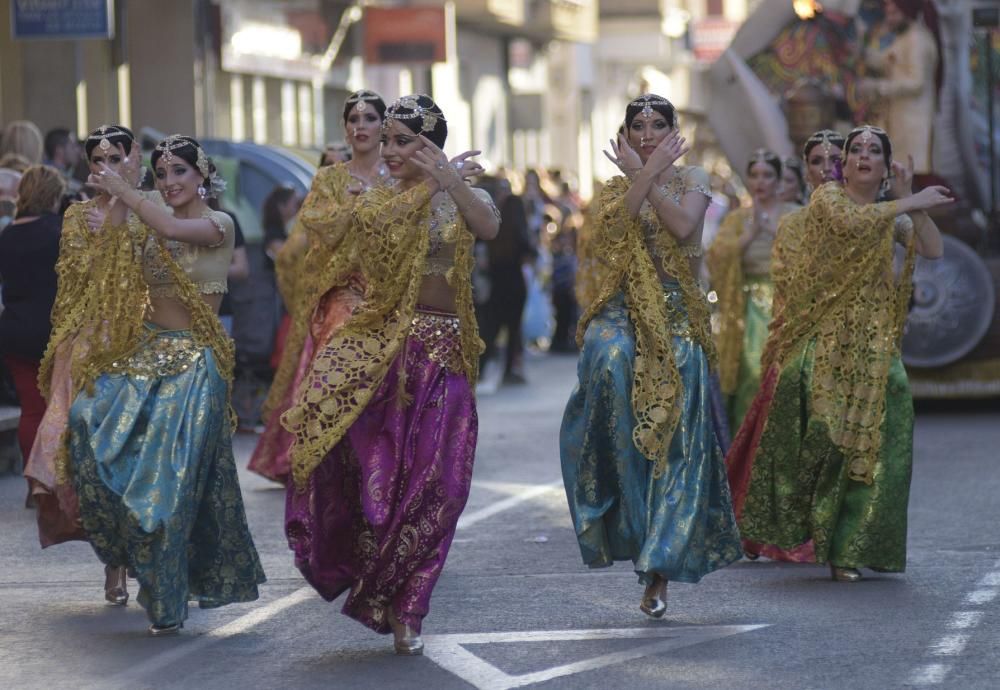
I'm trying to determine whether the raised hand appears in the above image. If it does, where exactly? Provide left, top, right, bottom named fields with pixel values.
left=909, top=185, right=953, bottom=212
left=603, top=134, right=642, bottom=176
left=120, top=142, right=144, bottom=188
left=889, top=155, right=914, bottom=199
left=411, top=135, right=477, bottom=192
left=450, top=151, right=485, bottom=180
left=88, top=162, right=131, bottom=198
left=645, top=129, right=689, bottom=176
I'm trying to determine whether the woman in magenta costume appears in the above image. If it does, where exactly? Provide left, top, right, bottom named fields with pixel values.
left=248, top=90, right=387, bottom=484
left=282, top=94, right=496, bottom=655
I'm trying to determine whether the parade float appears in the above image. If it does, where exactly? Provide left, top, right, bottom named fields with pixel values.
left=708, top=0, right=1000, bottom=397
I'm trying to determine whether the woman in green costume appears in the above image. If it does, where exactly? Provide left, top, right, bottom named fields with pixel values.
left=708, top=150, right=798, bottom=430
left=726, top=125, right=951, bottom=581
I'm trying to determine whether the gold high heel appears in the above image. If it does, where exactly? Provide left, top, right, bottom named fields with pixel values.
left=640, top=576, right=668, bottom=618
left=830, top=565, right=862, bottom=583
left=388, top=608, right=424, bottom=656
left=104, top=565, right=129, bottom=606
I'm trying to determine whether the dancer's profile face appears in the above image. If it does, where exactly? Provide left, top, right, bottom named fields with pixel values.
left=380, top=119, right=425, bottom=183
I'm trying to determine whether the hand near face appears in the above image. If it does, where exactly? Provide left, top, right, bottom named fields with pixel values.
left=85, top=205, right=107, bottom=232
left=909, top=185, right=953, bottom=212
left=87, top=162, right=131, bottom=198
left=889, top=155, right=914, bottom=199
left=645, top=129, right=689, bottom=175
left=411, top=135, right=482, bottom=191
left=120, top=142, right=143, bottom=188
left=603, top=134, right=642, bottom=175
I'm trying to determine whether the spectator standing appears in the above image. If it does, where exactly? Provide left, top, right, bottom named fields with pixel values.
left=0, top=121, right=44, bottom=165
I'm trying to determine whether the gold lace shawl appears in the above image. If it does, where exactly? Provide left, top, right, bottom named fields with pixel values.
left=264, top=163, right=360, bottom=419
left=576, top=174, right=715, bottom=477
left=39, top=204, right=236, bottom=484
left=707, top=203, right=797, bottom=395
left=282, top=182, right=483, bottom=489
left=760, top=182, right=915, bottom=484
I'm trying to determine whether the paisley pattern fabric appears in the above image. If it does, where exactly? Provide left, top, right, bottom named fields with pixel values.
left=285, top=308, right=476, bottom=634
left=730, top=342, right=912, bottom=570
left=561, top=286, right=743, bottom=584
left=282, top=184, right=491, bottom=489
left=69, top=328, right=265, bottom=626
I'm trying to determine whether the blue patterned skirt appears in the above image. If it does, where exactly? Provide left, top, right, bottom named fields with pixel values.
left=560, top=286, right=742, bottom=584
left=69, top=327, right=265, bottom=626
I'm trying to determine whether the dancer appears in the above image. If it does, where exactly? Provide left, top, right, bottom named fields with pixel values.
left=249, top=90, right=387, bottom=484
left=708, top=150, right=798, bottom=430
left=25, top=127, right=155, bottom=606
left=727, top=125, right=950, bottom=581
left=778, top=156, right=806, bottom=205
left=561, top=94, right=742, bottom=619
left=64, top=134, right=264, bottom=633
left=282, top=95, right=494, bottom=655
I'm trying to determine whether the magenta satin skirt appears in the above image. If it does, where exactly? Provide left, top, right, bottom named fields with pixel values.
left=285, top=308, right=477, bottom=634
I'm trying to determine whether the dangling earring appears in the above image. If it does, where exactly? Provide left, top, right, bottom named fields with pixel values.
left=197, top=185, right=207, bottom=199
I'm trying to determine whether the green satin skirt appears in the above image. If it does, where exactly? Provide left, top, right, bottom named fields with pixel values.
left=739, top=340, right=913, bottom=571
left=727, top=278, right=772, bottom=431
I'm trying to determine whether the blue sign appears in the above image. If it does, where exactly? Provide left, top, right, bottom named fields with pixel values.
left=12, top=0, right=114, bottom=40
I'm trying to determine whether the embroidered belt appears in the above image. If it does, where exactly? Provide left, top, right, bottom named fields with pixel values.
left=109, top=330, right=202, bottom=379
left=409, top=309, right=464, bottom=373
left=661, top=282, right=694, bottom=338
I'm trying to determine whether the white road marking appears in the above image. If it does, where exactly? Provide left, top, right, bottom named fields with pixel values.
left=107, top=587, right=315, bottom=688
left=104, top=477, right=565, bottom=686
left=456, top=480, right=563, bottom=530
left=947, top=611, right=983, bottom=630
left=423, top=625, right=769, bottom=690
left=909, top=566, right=1000, bottom=684
left=964, top=588, right=998, bottom=605
left=929, top=633, right=969, bottom=656
left=908, top=664, right=951, bottom=686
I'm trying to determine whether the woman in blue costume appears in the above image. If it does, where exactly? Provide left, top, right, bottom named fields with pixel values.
left=560, top=95, right=742, bottom=618
left=62, top=135, right=265, bottom=635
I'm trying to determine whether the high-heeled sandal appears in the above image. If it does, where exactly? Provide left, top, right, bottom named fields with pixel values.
left=640, top=576, right=668, bottom=618
left=387, top=608, right=424, bottom=655
left=148, top=622, right=183, bottom=636
left=830, top=565, right=862, bottom=582
left=104, top=565, right=129, bottom=606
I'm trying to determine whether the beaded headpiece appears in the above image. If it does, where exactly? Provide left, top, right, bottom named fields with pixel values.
left=154, top=134, right=227, bottom=198
left=628, top=93, right=674, bottom=119
left=345, top=89, right=382, bottom=114
left=383, top=94, right=446, bottom=135
left=803, top=129, right=845, bottom=159
left=749, top=148, right=778, bottom=165
left=849, top=124, right=886, bottom=146
left=87, top=124, right=132, bottom=154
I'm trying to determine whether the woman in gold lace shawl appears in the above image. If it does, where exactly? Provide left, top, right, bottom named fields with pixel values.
left=249, top=90, right=388, bottom=484
left=707, top=150, right=798, bottom=431
left=560, top=94, right=743, bottom=621
left=282, top=95, right=497, bottom=656
left=55, top=134, right=264, bottom=635
left=727, top=125, right=951, bottom=582
left=24, top=125, right=159, bottom=594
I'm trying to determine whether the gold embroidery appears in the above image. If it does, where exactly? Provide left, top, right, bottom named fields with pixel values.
left=109, top=332, right=202, bottom=379
left=410, top=311, right=463, bottom=373
left=576, top=171, right=715, bottom=478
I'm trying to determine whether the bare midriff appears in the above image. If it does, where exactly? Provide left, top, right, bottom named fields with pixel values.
left=416, top=275, right=457, bottom=312
left=145, top=294, right=223, bottom=330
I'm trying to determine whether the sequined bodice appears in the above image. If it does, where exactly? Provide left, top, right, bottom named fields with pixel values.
left=639, top=166, right=712, bottom=260
left=143, top=210, right=235, bottom=298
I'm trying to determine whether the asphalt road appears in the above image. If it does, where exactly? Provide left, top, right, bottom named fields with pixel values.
left=1, top=353, right=998, bottom=690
